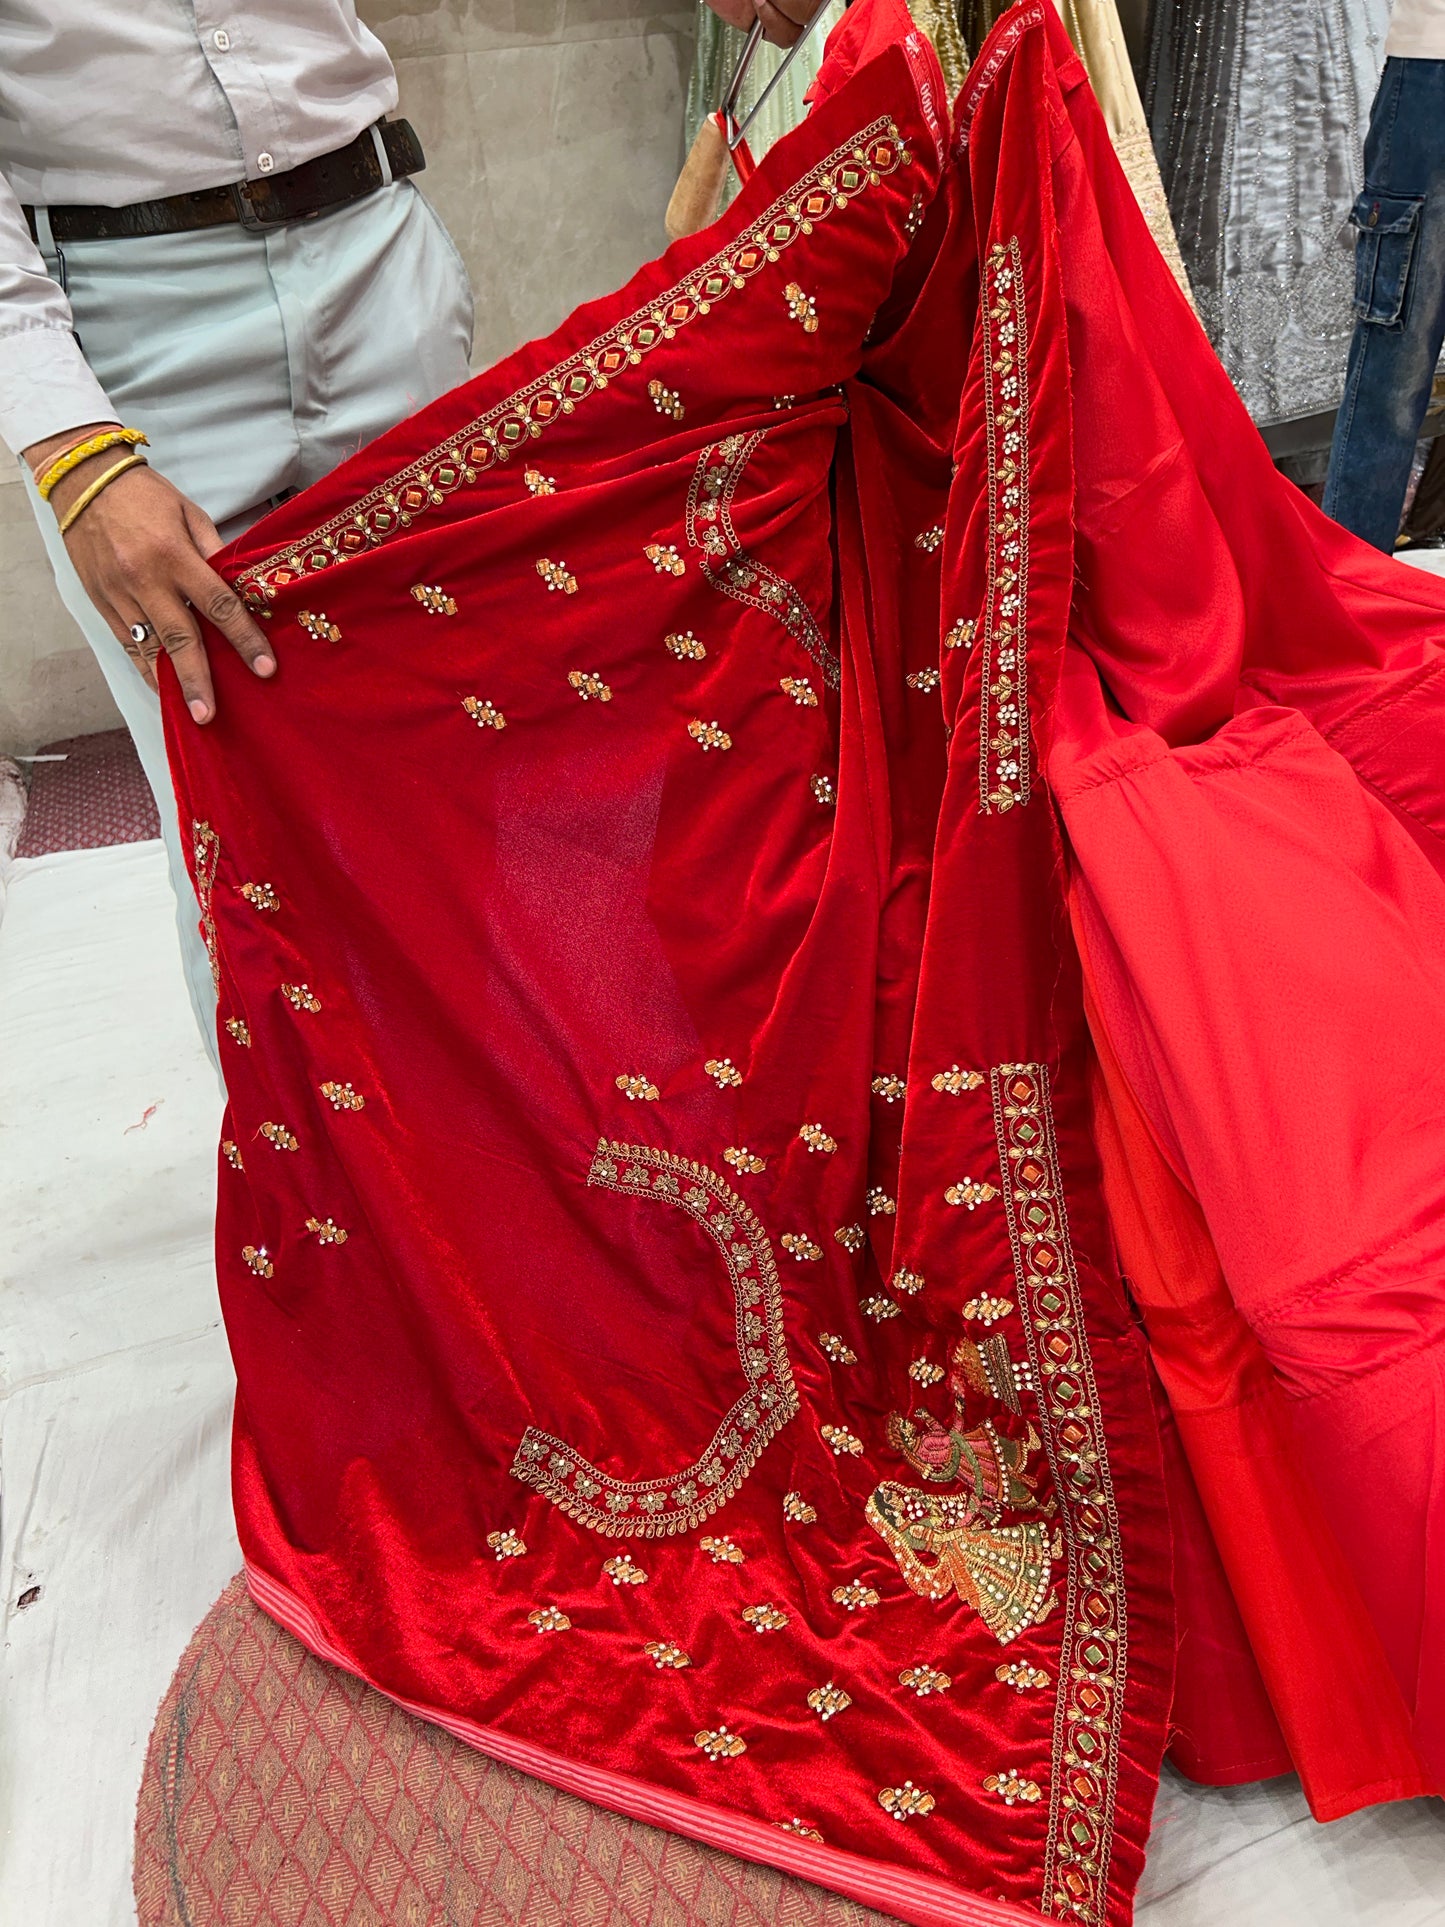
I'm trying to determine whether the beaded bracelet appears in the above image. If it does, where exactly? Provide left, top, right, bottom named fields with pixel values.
left=56, top=454, right=149, bottom=536
left=36, top=426, right=149, bottom=502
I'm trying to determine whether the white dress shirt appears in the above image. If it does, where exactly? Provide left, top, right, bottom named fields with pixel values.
left=1386, top=0, right=1445, bottom=59
left=0, top=0, right=398, bottom=455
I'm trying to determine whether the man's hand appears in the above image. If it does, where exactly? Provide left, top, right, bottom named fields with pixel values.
left=26, top=426, right=276, bottom=724
left=704, top=0, right=818, bottom=47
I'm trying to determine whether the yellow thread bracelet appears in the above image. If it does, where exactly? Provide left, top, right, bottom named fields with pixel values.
left=37, top=426, right=148, bottom=502
left=56, top=454, right=149, bottom=536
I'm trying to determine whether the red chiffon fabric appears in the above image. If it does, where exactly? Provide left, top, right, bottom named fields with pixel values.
left=161, top=4, right=1440, bottom=1923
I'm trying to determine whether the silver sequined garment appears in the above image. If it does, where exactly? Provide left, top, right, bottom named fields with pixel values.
left=1145, top=0, right=1389, bottom=427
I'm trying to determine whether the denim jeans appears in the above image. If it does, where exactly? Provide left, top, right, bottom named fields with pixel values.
left=1323, top=57, right=1445, bottom=552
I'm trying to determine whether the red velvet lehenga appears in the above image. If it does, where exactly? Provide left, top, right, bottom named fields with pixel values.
left=161, top=5, right=1444, bottom=1923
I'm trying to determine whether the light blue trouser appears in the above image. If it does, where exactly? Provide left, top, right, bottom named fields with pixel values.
left=27, top=180, right=475, bottom=1058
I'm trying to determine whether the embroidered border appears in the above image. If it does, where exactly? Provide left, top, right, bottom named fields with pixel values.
left=510, top=1139, right=799, bottom=1538
left=191, top=819, right=222, bottom=996
left=977, top=237, right=1032, bottom=815
left=684, top=434, right=840, bottom=690
left=955, top=3, right=1048, bottom=154
left=990, top=1064, right=1126, bottom=1926
left=235, top=122, right=908, bottom=608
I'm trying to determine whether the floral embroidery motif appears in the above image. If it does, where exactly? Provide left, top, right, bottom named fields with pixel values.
left=225, top=1018, right=251, bottom=1047
left=410, top=584, right=457, bottom=616
left=866, top=1187, right=896, bottom=1216
left=222, top=1141, right=244, bottom=1171
left=487, top=1529, right=527, bottom=1560
left=907, top=667, right=941, bottom=693
left=524, top=468, right=555, bottom=496
left=909, top=1359, right=945, bottom=1388
left=798, top=1123, right=836, bottom=1155
left=914, top=525, right=944, bottom=554
left=536, top=557, right=578, bottom=595
left=878, top=1782, right=935, bottom=1821
left=240, top=882, right=279, bottom=913
left=260, top=1122, right=298, bottom=1152
left=811, top=774, right=836, bottom=805
left=191, top=822, right=222, bottom=996
left=705, top=1057, right=743, bottom=1089
left=724, top=1146, right=765, bottom=1174
left=688, top=718, right=732, bottom=752
left=978, top=238, right=1032, bottom=814
left=281, top=982, right=322, bottom=1012
left=964, top=1294, right=1016, bottom=1325
left=645, top=1640, right=691, bottom=1669
left=784, top=282, right=820, bottom=332
left=871, top=1074, right=906, bottom=1104
left=807, top=1682, right=851, bottom=1721
left=320, top=1081, right=365, bottom=1112
left=821, top=1424, right=864, bottom=1458
left=528, top=1607, right=571, bottom=1634
left=648, top=378, right=685, bottom=421
left=780, top=1233, right=822, bottom=1261
left=777, top=1817, right=823, bottom=1841
left=834, top=1223, right=865, bottom=1252
left=242, top=1245, right=274, bottom=1279
left=899, top=1664, right=952, bottom=1697
left=945, top=617, right=976, bottom=651
left=892, top=1268, right=925, bottom=1296
left=297, top=611, right=341, bottom=643
left=780, top=676, right=818, bottom=706
left=644, top=542, right=687, bottom=578
left=946, top=1176, right=1000, bottom=1210
left=666, top=630, right=706, bottom=660
left=695, top=1725, right=746, bottom=1761
left=932, top=1064, right=985, bottom=1094
left=741, top=1602, right=789, bottom=1633
left=861, top=1296, right=901, bottom=1321
left=603, top=1554, right=648, bottom=1586
left=233, top=121, right=907, bottom=607
left=782, top=1491, right=817, bottom=1524
left=305, top=1217, right=348, bottom=1245
left=512, top=1143, right=797, bottom=1536
left=818, top=1333, right=857, bottom=1365
left=463, top=696, right=507, bottom=730
left=832, top=1580, right=881, bottom=1611
left=997, top=1660, right=1052, bottom=1692
left=615, top=1073, right=659, bottom=1102
left=985, top=1769, right=1042, bottom=1807
left=700, top=1535, right=746, bottom=1565
left=569, top=670, right=612, bottom=703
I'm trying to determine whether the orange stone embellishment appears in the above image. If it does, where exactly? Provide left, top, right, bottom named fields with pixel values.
left=694, top=1725, right=746, bottom=1761
left=724, top=1146, right=765, bottom=1174
left=281, top=982, right=322, bottom=1012
left=463, top=696, right=506, bottom=730
left=914, top=525, right=944, bottom=553
left=834, top=1223, right=865, bottom=1253
left=821, top=1425, right=864, bottom=1459
left=932, top=1064, right=984, bottom=1094
left=523, top=468, right=555, bottom=496
left=568, top=670, right=612, bottom=703
left=891, top=1268, right=925, bottom=1296
left=781, top=1233, right=822, bottom=1262
left=780, top=676, right=818, bottom=707
left=784, top=282, right=820, bottom=333
left=297, top=610, right=341, bottom=643
left=705, top=1057, right=742, bottom=1089
left=240, top=881, right=279, bottom=913
left=644, top=1640, right=692, bottom=1669
left=798, top=1122, right=836, bottom=1154
left=983, top=1768, right=1042, bottom=1806
left=528, top=1606, right=571, bottom=1634
left=688, top=718, right=732, bottom=752
left=807, top=1682, right=851, bottom=1721
left=945, top=617, right=976, bottom=651
left=700, top=1535, right=745, bottom=1565
left=305, top=1217, right=348, bottom=1246
left=221, top=1140, right=244, bottom=1171
left=908, top=1358, right=946, bottom=1387
left=320, top=1081, right=365, bottom=1112
left=487, top=1529, right=527, bottom=1560
left=666, top=630, right=706, bottom=660
left=907, top=667, right=941, bottom=692
left=782, top=1491, right=816, bottom=1524
left=603, top=1554, right=648, bottom=1587
left=242, top=1245, right=273, bottom=1279
left=644, top=542, right=686, bottom=577
left=741, top=1602, right=789, bottom=1633
left=777, top=1818, right=823, bottom=1842
left=996, top=1660, right=1051, bottom=1691
left=871, top=1074, right=906, bottom=1103
left=945, top=1176, right=1000, bottom=1210
left=963, top=1294, right=1014, bottom=1325
left=259, top=1122, right=298, bottom=1152
left=225, top=1018, right=251, bottom=1047
left=879, top=1781, right=935, bottom=1821
left=860, top=1297, right=900, bottom=1322
left=900, top=1664, right=952, bottom=1697
left=818, top=1333, right=857, bottom=1366
left=410, top=583, right=457, bottom=617
left=536, top=557, right=577, bottom=594
left=615, top=1072, right=659, bottom=1102
left=866, top=1187, right=896, bottom=1216
left=648, top=378, right=685, bottom=422
left=832, top=1580, right=880, bottom=1612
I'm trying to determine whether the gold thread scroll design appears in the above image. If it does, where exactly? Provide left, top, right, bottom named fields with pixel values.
left=991, top=1063, right=1127, bottom=1926
left=510, top=1140, right=799, bottom=1538
left=234, top=122, right=908, bottom=607
left=977, top=236, right=1032, bottom=815
left=684, top=433, right=840, bottom=691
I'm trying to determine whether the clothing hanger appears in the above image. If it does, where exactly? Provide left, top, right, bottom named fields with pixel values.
left=720, top=3, right=846, bottom=153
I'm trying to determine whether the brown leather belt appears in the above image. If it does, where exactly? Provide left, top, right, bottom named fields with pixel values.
left=24, top=119, right=425, bottom=245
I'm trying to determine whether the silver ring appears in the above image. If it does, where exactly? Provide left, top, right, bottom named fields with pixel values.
left=128, top=621, right=154, bottom=644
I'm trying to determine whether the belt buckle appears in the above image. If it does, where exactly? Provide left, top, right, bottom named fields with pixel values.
left=232, top=179, right=281, bottom=232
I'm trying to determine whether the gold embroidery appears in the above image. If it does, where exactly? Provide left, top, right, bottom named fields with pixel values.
left=945, top=1176, right=999, bottom=1210
left=906, top=667, right=941, bottom=693
left=997, top=1660, right=1051, bottom=1692
left=242, top=1245, right=274, bottom=1278
left=281, top=982, right=322, bottom=1012
left=512, top=1143, right=797, bottom=1536
left=866, top=1187, right=896, bottom=1216
left=724, top=1146, right=765, bottom=1174
left=235, top=122, right=908, bottom=607
left=524, top=468, right=555, bottom=496
left=780, top=1233, right=821, bottom=1261
left=777, top=1817, right=823, bottom=1841
left=705, top=1057, right=742, bottom=1089
left=772, top=395, right=799, bottom=410
left=463, top=696, right=507, bottom=730
left=320, top=1081, right=365, bottom=1112
left=487, top=1529, right=527, bottom=1560
left=834, top=1223, right=865, bottom=1252
left=871, top=1074, right=906, bottom=1104
left=305, top=1217, right=348, bottom=1245
left=644, top=542, right=686, bottom=577
left=861, top=1296, right=901, bottom=1321
left=666, top=629, right=706, bottom=660
left=978, top=239, right=1032, bottom=814
left=899, top=1664, right=952, bottom=1697
left=297, top=610, right=341, bottom=643
left=695, top=1725, right=746, bottom=1761
left=818, top=1333, right=857, bottom=1365
left=811, top=774, right=836, bottom=805
left=410, top=584, right=457, bottom=616
left=866, top=1474, right=1055, bottom=1645
left=191, top=821, right=222, bottom=996
left=984, top=1769, right=1042, bottom=1807
left=644, top=1640, right=691, bottom=1668
left=782, top=1491, right=816, bottom=1524
left=964, top=1294, right=1015, bottom=1325
left=833, top=1580, right=881, bottom=1611
left=603, top=1554, right=648, bottom=1586
left=614, top=1073, right=659, bottom=1102
left=798, top=1123, right=836, bottom=1155
left=932, top=1064, right=985, bottom=1094
left=909, top=1359, right=945, bottom=1388
left=225, top=1018, right=251, bottom=1047
left=700, top=1535, right=745, bottom=1564
left=892, top=1268, right=925, bottom=1296
left=260, top=1122, right=298, bottom=1152
left=687, top=718, right=732, bottom=752
left=879, top=1782, right=935, bottom=1821
left=240, top=882, right=279, bottom=913
left=568, top=669, right=612, bottom=702
left=536, top=557, right=577, bottom=595
left=528, top=1607, right=571, bottom=1633
left=221, top=1140, right=244, bottom=1171
left=784, top=282, right=820, bottom=332
left=741, top=1602, right=788, bottom=1632
left=780, top=676, right=818, bottom=706
left=821, top=1424, right=863, bottom=1458
left=647, top=378, right=685, bottom=421
left=914, top=525, right=944, bottom=553
left=945, top=617, right=975, bottom=651
left=807, top=1682, right=851, bottom=1721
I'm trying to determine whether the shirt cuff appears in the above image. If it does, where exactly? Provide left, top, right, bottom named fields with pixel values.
left=0, top=324, right=118, bottom=460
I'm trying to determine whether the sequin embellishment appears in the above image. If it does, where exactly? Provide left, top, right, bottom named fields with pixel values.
left=410, top=584, right=457, bottom=616
left=741, top=1602, right=789, bottom=1632
left=695, top=1726, right=746, bottom=1761
left=900, top=1664, right=952, bottom=1696
left=879, top=1782, right=935, bottom=1821
left=666, top=630, right=706, bottom=660
left=614, top=1073, right=660, bottom=1102
left=568, top=670, right=612, bottom=703
left=240, top=882, right=279, bottom=913
left=808, top=1682, right=852, bottom=1721
left=463, top=697, right=506, bottom=730
left=297, top=611, right=341, bottom=643
left=528, top=1607, right=571, bottom=1633
left=536, top=558, right=577, bottom=595
left=320, top=1081, right=365, bottom=1112
left=260, top=1122, right=298, bottom=1152
left=225, top=1018, right=251, bottom=1047
left=305, top=1217, right=348, bottom=1245
left=648, top=379, right=685, bottom=421
left=487, top=1529, right=527, bottom=1560
left=645, top=1640, right=691, bottom=1669
left=688, top=719, right=732, bottom=751
left=242, top=1245, right=273, bottom=1278
left=644, top=542, right=686, bottom=577
left=281, top=982, right=322, bottom=1012
left=784, top=282, right=820, bottom=332
left=603, top=1554, right=648, bottom=1586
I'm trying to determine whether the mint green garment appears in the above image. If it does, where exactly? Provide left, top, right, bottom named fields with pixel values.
left=684, top=3, right=847, bottom=208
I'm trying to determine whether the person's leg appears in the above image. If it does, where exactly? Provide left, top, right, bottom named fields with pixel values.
left=1323, top=58, right=1445, bottom=551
